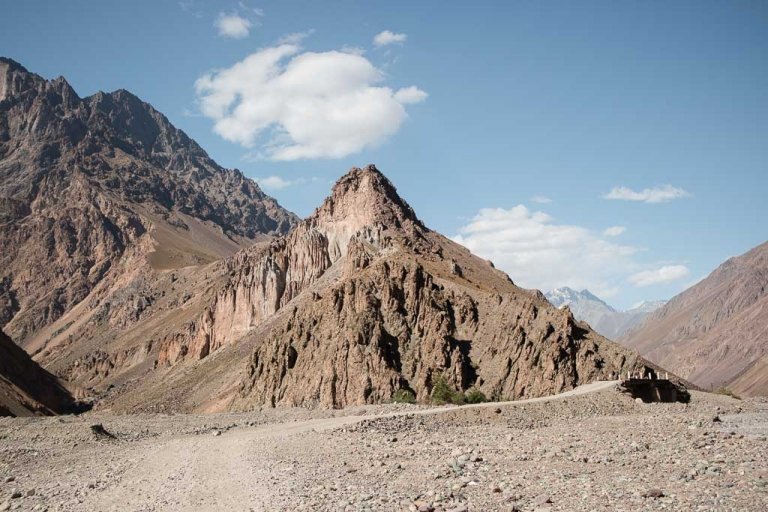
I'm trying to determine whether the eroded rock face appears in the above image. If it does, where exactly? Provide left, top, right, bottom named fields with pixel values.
left=235, top=235, right=656, bottom=408
left=0, top=57, right=297, bottom=351
left=137, top=165, right=663, bottom=412
left=157, top=167, right=421, bottom=366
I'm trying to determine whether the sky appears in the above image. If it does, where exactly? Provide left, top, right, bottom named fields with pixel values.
left=1, top=0, right=766, bottom=309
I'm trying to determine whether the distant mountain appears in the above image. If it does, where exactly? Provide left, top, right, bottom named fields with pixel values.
left=0, top=57, right=297, bottom=348
left=0, top=329, right=76, bottom=416
left=622, top=241, right=768, bottom=396
left=546, top=288, right=665, bottom=340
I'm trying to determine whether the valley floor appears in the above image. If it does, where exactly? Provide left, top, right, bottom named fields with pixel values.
left=0, top=382, right=766, bottom=511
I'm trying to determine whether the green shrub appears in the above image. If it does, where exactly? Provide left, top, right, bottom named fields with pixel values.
left=714, top=387, right=741, bottom=400
left=464, top=387, right=488, bottom=404
left=392, top=388, right=416, bottom=404
left=430, top=374, right=465, bottom=405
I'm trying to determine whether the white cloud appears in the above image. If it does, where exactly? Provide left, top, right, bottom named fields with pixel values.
left=340, top=45, right=366, bottom=56
left=452, top=206, right=639, bottom=297
left=255, top=175, right=321, bottom=190
left=195, top=44, right=427, bottom=160
left=373, top=30, right=407, bottom=48
left=237, top=1, right=263, bottom=17
left=393, top=86, right=428, bottom=104
left=215, top=13, right=253, bottom=39
left=256, top=176, right=292, bottom=190
left=603, top=226, right=626, bottom=237
left=179, top=1, right=204, bottom=18
left=530, top=195, right=552, bottom=204
left=628, top=265, right=690, bottom=287
left=604, top=185, right=690, bottom=203
left=277, top=30, right=314, bottom=45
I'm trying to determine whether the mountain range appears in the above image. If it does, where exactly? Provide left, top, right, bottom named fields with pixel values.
left=545, top=287, right=666, bottom=340
left=0, top=58, right=664, bottom=414
left=623, top=241, right=768, bottom=396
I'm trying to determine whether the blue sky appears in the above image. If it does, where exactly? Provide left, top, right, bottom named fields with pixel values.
left=2, top=0, right=766, bottom=309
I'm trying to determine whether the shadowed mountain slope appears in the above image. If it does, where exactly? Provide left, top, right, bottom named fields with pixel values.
left=0, top=329, right=77, bottom=416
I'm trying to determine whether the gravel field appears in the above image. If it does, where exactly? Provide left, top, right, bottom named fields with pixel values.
left=0, top=384, right=766, bottom=511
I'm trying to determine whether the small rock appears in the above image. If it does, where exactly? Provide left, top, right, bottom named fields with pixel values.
left=642, top=488, right=665, bottom=498
left=494, top=408, right=502, bottom=414
left=3, top=477, right=14, bottom=483
left=10, top=491, right=22, bottom=499
left=0, top=502, right=9, bottom=512
left=415, top=501, right=434, bottom=512
left=90, top=423, right=116, bottom=439
left=533, top=494, right=552, bottom=505
left=712, top=415, right=722, bottom=423
left=212, top=430, right=221, bottom=437
left=26, top=488, right=35, bottom=497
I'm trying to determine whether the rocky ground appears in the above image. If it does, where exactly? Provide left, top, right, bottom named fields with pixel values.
left=0, top=383, right=766, bottom=511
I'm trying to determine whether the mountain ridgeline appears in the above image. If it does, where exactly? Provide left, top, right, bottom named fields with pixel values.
left=1, top=58, right=672, bottom=413
left=0, top=57, right=297, bottom=346
left=546, top=288, right=666, bottom=341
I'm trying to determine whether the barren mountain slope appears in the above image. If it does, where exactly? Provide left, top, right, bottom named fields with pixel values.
left=0, top=58, right=297, bottom=376
left=623, top=241, right=768, bottom=395
left=0, top=329, right=77, bottom=416
left=100, top=166, right=667, bottom=413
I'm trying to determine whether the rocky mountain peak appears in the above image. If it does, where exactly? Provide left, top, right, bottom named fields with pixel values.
left=298, top=164, right=425, bottom=262
left=311, top=164, right=422, bottom=230
left=545, top=287, right=667, bottom=340
left=546, top=287, right=614, bottom=311
left=0, top=59, right=298, bottom=344
left=0, top=56, right=40, bottom=101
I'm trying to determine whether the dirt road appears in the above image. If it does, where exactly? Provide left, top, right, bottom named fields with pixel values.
left=87, top=381, right=621, bottom=511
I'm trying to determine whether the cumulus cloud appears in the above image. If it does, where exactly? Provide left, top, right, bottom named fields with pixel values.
left=628, top=265, right=690, bottom=287
left=256, top=176, right=292, bottom=190
left=277, top=30, right=314, bottom=45
left=195, top=43, right=427, bottom=160
left=393, top=86, right=429, bottom=104
left=452, top=206, right=639, bottom=297
left=603, top=226, right=626, bottom=237
left=255, top=175, right=321, bottom=190
left=373, top=30, right=407, bottom=47
left=604, top=185, right=690, bottom=203
left=530, top=195, right=552, bottom=204
left=340, top=45, right=366, bottom=56
left=215, top=13, right=253, bottom=39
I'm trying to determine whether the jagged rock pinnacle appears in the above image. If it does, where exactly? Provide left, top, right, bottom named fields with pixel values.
left=310, top=164, right=423, bottom=232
